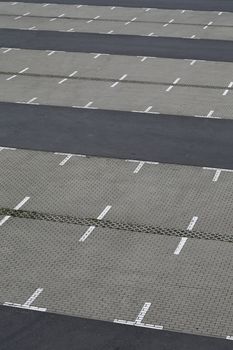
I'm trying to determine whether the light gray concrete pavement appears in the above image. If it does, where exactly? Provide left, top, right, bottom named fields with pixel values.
left=0, top=49, right=233, bottom=118
left=0, top=148, right=233, bottom=339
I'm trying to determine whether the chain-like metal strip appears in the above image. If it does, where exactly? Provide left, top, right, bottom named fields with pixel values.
left=0, top=207, right=231, bottom=243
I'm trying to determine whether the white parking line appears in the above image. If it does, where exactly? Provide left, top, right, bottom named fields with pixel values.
left=69, top=70, right=78, bottom=77
left=48, top=50, right=56, bottom=56
left=0, top=196, right=30, bottom=227
left=190, top=60, right=196, bottom=66
left=0, top=146, right=16, bottom=152
left=54, top=152, right=86, bottom=166
left=223, top=82, right=233, bottom=96
left=226, top=336, right=233, bottom=340
left=19, top=67, right=29, bottom=74
left=27, top=97, right=38, bottom=104
left=174, top=216, right=198, bottom=255
left=3, top=48, right=12, bottom=53
left=203, top=167, right=233, bottom=182
left=79, top=205, right=112, bottom=242
left=126, top=159, right=159, bottom=173
left=58, top=78, right=67, bottom=84
left=114, top=302, right=163, bottom=330
left=166, top=78, right=180, bottom=92
left=203, top=21, right=213, bottom=29
left=4, top=288, right=46, bottom=312
left=111, top=74, right=127, bottom=88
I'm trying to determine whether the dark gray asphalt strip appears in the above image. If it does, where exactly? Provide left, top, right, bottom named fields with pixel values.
left=3, top=0, right=233, bottom=12
left=1, top=29, right=233, bottom=63
left=0, top=102, right=233, bottom=170
left=0, top=306, right=232, bottom=350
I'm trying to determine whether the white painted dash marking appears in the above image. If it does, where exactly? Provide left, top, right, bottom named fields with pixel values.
left=174, top=216, right=198, bottom=255
left=23, top=288, right=43, bottom=307
left=0, top=196, right=30, bottom=226
left=79, top=205, right=111, bottom=242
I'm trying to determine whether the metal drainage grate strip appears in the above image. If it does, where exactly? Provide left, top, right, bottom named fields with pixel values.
left=0, top=208, right=232, bottom=244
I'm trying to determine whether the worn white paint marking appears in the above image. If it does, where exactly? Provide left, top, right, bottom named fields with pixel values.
left=27, top=97, right=37, bottom=104
left=11, top=2, right=18, bottom=4
left=120, top=74, right=127, bottom=80
left=84, top=101, right=93, bottom=108
left=203, top=167, right=233, bottom=182
left=174, top=216, right=198, bottom=255
left=0, top=196, right=30, bottom=227
left=58, top=13, right=65, bottom=17
left=43, top=3, right=50, bottom=7
left=145, top=106, right=153, bottom=113
left=58, top=78, right=67, bottom=84
left=7, top=75, right=17, bottom=81
left=23, top=288, right=43, bottom=307
left=19, top=67, right=29, bottom=74
left=79, top=205, right=111, bottom=242
left=207, top=110, right=214, bottom=118
left=67, top=28, right=74, bottom=32
left=3, top=48, right=12, bottom=53
left=14, top=15, right=22, bottom=20
left=3, top=302, right=46, bottom=312
left=181, top=10, right=186, bottom=13
left=108, top=30, right=114, bottom=34
left=135, top=302, right=151, bottom=323
left=111, top=75, right=127, bottom=87
left=59, top=154, right=73, bottom=166
left=190, top=35, right=196, bottom=38
left=50, top=17, right=56, bottom=21
left=69, top=70, right=77, bottom=77
left=145, top=8, right=151, bottom=12
left=55, top=152, right=86, bottom=166
left=190, top=60, right=196, bottom=65
left=23, top=12, right=30, bottom=16
left=134, top=162, right=145, bottom=173
left=148, top=32, right=154, bottom=36
left=126, top=159, right=159, bottom=173
left=226, top=336, right=233, bottom=340
left=114, top=302, right=163, bottom=330
left=111, top=6, right=115, bottom=10
left=4, top=288, right=46, bottom=312
left=166, top=78, right=180, bottom=92
left=111, top=81, right=119, bottom=88
left=141, top=56, right=147, bottom=62
left=97, top=205, right=112, bottom=220
left=76, top=5, right=82, bottom=8
left=0, top=146, right=16, bottom=152
left=29, top=26, right=36, bottom=30
left=48, top=50, right=55, bottom=56
left=212, top=169, right=222, bottom=182
left=94, top=53, right=101, bottom=58
left=223, top=81, right=233, bottom=96
left=218, top=12, right=223, bottom=15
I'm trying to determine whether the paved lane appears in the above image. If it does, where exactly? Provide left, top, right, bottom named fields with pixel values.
left=1, top=29, right=233, bottom=62
left=1, top=102, right=233, bottom=169
left=4, top=0, right=233, bottom=12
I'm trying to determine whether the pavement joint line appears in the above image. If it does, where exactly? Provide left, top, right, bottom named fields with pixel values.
left=79, top=205, right=112, bottom=242
left=114, top=302, right=163, bottom=330
left=54, top=152, right=86, bottom=165
left=0, top=196, right=30, bottom=227
left=174, top=216, right=198, bottom=255
left=3, top=288, right=46, bottom=312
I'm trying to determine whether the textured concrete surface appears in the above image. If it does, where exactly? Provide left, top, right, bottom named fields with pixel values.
left=0, top=0, right=233, bottom=348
